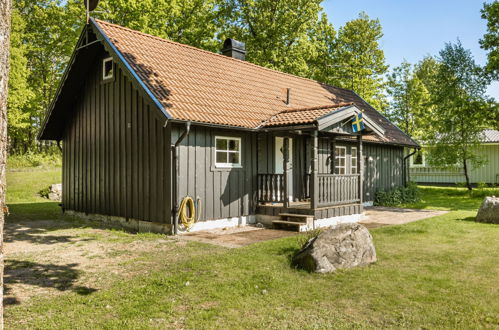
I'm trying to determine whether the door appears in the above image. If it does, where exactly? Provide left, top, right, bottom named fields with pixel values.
left=275, top=137, right=293, bottom=202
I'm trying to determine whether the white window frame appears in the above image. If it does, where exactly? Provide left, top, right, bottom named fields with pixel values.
left=102, top=57, right=114, bottom=80
left=351, top=147, right=358, bottom=174
left=215, top=136, right=242, bottom=168
left=334, top=146, right=346, bottom=175
left=410, top=150, right=425, bottom=167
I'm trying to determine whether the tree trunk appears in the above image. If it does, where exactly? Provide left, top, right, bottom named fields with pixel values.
left=463, top=158, right=472, bottom=191
left=0, top=0, right=12, bottom=327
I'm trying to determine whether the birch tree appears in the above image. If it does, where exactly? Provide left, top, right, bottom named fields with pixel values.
left=425, top=41, right=494, bottom=190
left=0, top=0, right=12, bottom=325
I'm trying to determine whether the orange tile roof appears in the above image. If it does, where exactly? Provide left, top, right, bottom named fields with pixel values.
left=261, top=104, right=353, bottom=127
left=93, top=19, right=418, bottom=147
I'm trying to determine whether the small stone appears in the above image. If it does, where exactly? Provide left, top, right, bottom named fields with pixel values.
left=261, top=289, right=268, bottom=295
left=185, top=281, right=190, bottom=286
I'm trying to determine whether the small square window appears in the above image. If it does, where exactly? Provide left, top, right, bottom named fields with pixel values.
left=215, top=136, right=242, bottom=168
left=103, top=57, right=114, bottom=80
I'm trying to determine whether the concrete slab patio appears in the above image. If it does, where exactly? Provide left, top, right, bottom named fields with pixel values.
left=180, top=207, right=448, bottom=247
left=179, top=226, right=298, bottom=248
left=360, top=206, right=448, bottom=229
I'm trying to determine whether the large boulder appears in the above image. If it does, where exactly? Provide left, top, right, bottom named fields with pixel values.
left=476, top=196, right=499, bottom=224
left=48, top=183, right=62, bottom=201
left=292, top=223, right=376, bottom=273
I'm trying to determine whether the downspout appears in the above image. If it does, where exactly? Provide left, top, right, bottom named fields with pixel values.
left=403, top=148, right=418, bottom=186
left=171, top=121, right=191, bottom=235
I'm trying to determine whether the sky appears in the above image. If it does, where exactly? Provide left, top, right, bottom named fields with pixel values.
left=323, top=0, right=498, bottom=98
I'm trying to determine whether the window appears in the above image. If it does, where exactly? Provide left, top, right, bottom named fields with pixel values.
left=215, top=137, right=241, bottom=168
left=411, top=150, right=425, bottom=166
left=351, top=147, right=358, bottom=174
left=334, top=146, right=346, bottom=174
left=102, top=57, right=114, bottom=80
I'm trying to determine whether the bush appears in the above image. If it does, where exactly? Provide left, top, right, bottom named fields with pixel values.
left=38, top=186, right=50, bottom=199
left=8, top=152, right=62, bottom=169
left=374, top=182, right=421, bottom=206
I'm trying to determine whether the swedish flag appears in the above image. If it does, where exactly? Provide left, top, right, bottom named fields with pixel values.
left=352, top=113, right=365, bottom=133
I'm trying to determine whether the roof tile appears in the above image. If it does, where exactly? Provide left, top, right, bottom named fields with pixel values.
left=95, top=19, right=418, bottom=147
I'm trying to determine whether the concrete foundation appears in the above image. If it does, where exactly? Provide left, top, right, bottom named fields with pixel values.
left=65, top=210, right=172, bottom=234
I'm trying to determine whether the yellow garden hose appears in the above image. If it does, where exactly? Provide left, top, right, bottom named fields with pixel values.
left=179, top=196, right=196, bottom=230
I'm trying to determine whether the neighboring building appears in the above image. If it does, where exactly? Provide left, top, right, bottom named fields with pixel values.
left=410, top=129, right=499, bottom=185
left=39, top=19, right=419, bottom=234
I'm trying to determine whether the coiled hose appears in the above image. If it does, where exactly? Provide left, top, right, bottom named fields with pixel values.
left=179, top=196, right=196, bottom=230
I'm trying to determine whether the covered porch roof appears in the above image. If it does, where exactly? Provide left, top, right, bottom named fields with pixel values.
left=259, top=104, right=386, bottom=140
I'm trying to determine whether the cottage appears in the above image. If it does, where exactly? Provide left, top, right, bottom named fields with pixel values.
left=39, top=19, right=419, bottom=234
left=410, top=129, right=499, bottom=185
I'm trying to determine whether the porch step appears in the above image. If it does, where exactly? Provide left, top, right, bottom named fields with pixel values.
left=272, top=220, right=309, bottom=232
left=273, top=213, right=314, bottom=232
left=279, top=213, right=314, bottom=225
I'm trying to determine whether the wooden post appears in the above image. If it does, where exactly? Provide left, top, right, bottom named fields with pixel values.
left=311, top=130, right=318, bottom=209
left=330, top=135, right=336, bottom=174
left=283, top=137, right=289, bottom=208
left=357, top=134, right=363, bottom=204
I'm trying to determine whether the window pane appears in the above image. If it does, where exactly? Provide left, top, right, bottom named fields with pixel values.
left=228, top=152, right=239, bottom=164
left=216, top=139, right=227, bottom=151
left=413, top=152, right=423, bottom=165
left=228, top=139, right=239, bottom=151
left=216, top=151, right=227, bottom=163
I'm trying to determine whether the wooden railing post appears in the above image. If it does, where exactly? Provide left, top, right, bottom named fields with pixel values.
left=283, top=137, right=289, bottom=208
left=330, top=135, right=336, bottom=174
left=310, top=130, right=319, bottom=209
left=357, top=134, right=363, bottom=204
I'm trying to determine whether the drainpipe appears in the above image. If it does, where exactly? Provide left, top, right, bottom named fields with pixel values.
left=403, top=148, right=418, bottom=186
left=171, top=121, right=191, bottom=235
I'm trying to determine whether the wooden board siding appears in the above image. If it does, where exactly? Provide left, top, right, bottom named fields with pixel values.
left=410, top=145, right=499, bottom=184
left=172, top=125, right=258, bottom=222
left=62, top=51, right=172, bottom=224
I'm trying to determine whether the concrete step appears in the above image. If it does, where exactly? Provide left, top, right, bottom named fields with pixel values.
left=278, top=213, right=314, bottom=227
left=272, top=220, right=309, bottom=232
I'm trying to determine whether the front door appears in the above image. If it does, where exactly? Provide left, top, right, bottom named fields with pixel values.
left=275, top=137, right=293, bottom=202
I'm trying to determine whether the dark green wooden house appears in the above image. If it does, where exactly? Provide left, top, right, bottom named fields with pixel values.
left=39, top=19, right=419, bottom=234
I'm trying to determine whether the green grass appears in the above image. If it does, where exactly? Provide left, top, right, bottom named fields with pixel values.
left=402, top=185, right=499, bottom=211
left=4, top=168, right=499, bottom=329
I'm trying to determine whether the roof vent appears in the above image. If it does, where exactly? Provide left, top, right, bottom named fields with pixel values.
left=221, top=38, right=246, bottom=61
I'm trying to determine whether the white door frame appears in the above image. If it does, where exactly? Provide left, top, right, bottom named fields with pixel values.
left=275, top=137, right=293, bottom=202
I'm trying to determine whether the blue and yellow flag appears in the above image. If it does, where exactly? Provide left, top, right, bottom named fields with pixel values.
left=352, top=113, right=365, bottom=133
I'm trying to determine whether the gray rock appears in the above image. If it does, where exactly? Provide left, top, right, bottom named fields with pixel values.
left=48, top=183, right=62, bottom=201
left=292, top=223, right=376, bottom=273
left=476, top=196, right=499, bottom=224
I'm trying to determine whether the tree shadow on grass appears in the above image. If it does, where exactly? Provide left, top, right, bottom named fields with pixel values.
left=4, top=222, right=95, bottom=245
left=3, top=259, right=97, bottom=306
left=5, top=202, right=130, bottom=246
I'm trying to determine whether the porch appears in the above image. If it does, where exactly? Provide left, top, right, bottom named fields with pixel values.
left=254, top=105, right=386, bottom=230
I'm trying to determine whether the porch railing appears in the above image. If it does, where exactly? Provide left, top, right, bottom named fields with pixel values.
left=317, top=174, right=360, bottom=207
left=257, top=174, right=285, bottom=203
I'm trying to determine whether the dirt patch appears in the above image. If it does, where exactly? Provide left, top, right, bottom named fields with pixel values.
left=180, top=226, right=297, bottom=248
left=3, top=217, right=209, bottom=306
left=360, top=206, right=448, bottom=229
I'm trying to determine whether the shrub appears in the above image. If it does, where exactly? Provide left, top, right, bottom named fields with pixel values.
left=8, top=153, right=62, bottom=169
left=374, top=182, right=421, bottom=206
left=38, top=186, right=50, bottom=199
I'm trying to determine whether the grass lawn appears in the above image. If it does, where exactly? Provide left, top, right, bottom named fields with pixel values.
left=4, top=168, right=499, bottom=329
